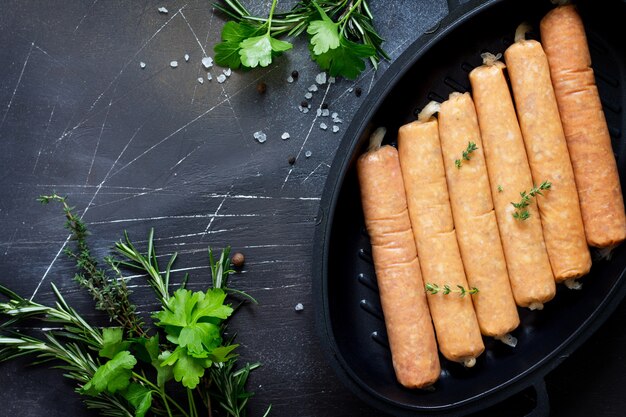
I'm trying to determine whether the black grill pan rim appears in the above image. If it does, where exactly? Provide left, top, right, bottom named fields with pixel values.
left=312, top=0, right=626, bottom=415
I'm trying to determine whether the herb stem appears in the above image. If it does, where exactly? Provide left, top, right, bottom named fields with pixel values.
left=133, top=372, right=188, bottom=417
left=339, top=0, right=364, bottom=31
left=266, top=0, right=279, bottom=35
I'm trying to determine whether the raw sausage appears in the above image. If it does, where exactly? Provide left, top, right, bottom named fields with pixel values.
left=541, top=5, right=626, bottom=248
left=398, top=103, right=485, bottom=365
left=504, top=28, right=591, bottom=282
left=438, top=92, right=520, bottom=339
left=469, top=54, right=556, bottom=308
left=357, top=128, right=441, bottom=388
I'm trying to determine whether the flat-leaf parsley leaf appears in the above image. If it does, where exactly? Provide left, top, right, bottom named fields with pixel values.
left=82, top=350, right=137, bottom=395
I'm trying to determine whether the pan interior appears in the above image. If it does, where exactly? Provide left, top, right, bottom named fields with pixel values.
left=325, top=0, right=626, bottom=411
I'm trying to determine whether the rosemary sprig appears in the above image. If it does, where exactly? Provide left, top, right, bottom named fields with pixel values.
left=455, top=141, right=478, bottom=169
left=511, top=180, right=552, bottom=221
left=425, top=283, right=479, bottom=297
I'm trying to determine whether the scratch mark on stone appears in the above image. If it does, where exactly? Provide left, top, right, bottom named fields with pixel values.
left=30, top=234, right=71, bottom=300
left=3, top=228, right=18, bottom=256
left=203, top=193, right=320, bottom=201
left=202, top=185, right=232, bottom=239
left=109, top=68, right=279, bottom=178
left=169, top=144, right=202, bottom=171
left=87, top=213, right=260, bottom=225
left=180, top=10, right=207, bottom=57
left=73, top=0, right=99, bottom=34
left=281, top=82, right=333, bottom=189
left=85, top=88, right=116, bottom=185
left=0, top=42, right=34, bottom=132
left=303, top=162, right=330, bottom=183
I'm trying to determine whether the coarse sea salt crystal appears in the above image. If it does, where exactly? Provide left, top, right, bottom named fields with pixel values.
left=308, top=84, right=318, bottom=92
left=281, top=132, right=290, bottom=140
left=216, top=74, right=226, bottom=83
left=331, top=112, right=338, bottom=119
left=207, top=72, right=212, bottom=81
left=202, top=56, right=213, bottom=69
left=320, top=122, right=328, bottom=130
left=223, top=68, right=232, bottom=77
left=197, top=77, right=204, bottom=84
left=304, top=92, right=313, bottom=100
left=295, top=303, right=304, bottom=311
left=329, top=76, right=336, bottom=84
left=305, top=150, right=312, bottom=158
left=287, top=75, right=294, bottom=83
left=321, top=109, right=330, bottom=117
left=348, top=87, right=354, bottom=92
left=184, top=54, right=190, bottom=62
left=158, top=7, right=168, bottom=14
left=316, top=109, right=322, bottom=117
left=140, top=62, right=146, bottom=69
left=253, top=131, right=267, bottom=143
left=170, top=61, right=178, bottom=68
left=332, top=125, right=340, bottom=133
left=302, top=107, right=309, bottom=114
left=315, top=72, right=327, bottom=85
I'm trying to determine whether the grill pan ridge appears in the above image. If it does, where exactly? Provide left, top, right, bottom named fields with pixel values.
left=313, top=0, right=626, bottom=416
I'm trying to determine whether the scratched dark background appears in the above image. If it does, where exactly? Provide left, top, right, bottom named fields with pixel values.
left=0, top=1, right=625, bottom=416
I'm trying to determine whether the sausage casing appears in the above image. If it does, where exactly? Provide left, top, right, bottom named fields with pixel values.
left=438, top=92, right=520, bottom=337
left=357, top=145, right=440, bottom=388
left=505, top=39, right=592, bottom=281
left=541, top=5, right=626, bottom=248
left=398, top=118, right=485, bottom=363
left=470, top=61, right=556, bottom=307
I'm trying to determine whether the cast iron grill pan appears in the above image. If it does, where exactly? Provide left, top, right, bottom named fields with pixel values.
left=313, top=0, right=626, bottom=415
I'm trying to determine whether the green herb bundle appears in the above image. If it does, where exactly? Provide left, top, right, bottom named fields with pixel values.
left=214, top=0, right=388, bottom=79
left=0, top=195, right=269, bottom=417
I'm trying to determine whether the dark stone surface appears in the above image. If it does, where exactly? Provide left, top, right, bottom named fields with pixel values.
left=0, top=1, right=623, bottom=416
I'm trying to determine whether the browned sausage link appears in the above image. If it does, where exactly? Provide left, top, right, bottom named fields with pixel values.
left=398, top=112, right=484, bottom=366
left=357, top=140, right=440, bottom=388
left=470, top=57, right=556, bottom=308
left=505, top=37, right=592, bottom=281
left=438, top=92, right=520, bottom=338
left=541, top=5, right=626, bottom=248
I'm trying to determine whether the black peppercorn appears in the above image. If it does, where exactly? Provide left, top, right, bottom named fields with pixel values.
left=256, top=82, right=267, bottom=94
left=321, top=102, right=328, bottom=109
left=231, top=252, right=245, bottom=268
left=355, top=87, right=362, bottom=97
left=291, top=70, right=299, bottom=79
left=300, top=100, right=309, bottom=108
left=288, top=156, right=296, bottom=165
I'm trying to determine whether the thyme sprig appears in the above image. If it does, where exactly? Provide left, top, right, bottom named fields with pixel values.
left=38, top=194, right=145, bottom=337
left=455, top=141, right=478, bottom=169
left=511, top=180, right=552, bottom=221
left=425, top=283, right=479, bottom=297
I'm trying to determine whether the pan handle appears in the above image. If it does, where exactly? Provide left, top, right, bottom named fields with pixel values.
left=523, top=378, right=550, bottom=417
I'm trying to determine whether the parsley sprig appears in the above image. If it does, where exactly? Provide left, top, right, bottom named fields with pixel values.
left=214, top=0, right=387, bottom=79
left=455, top=141, right=478, bottom=169
left=0, top=196, right=269, bottom=417
left=511, top=180, right=552, bottom=221
left=425, top=283, right=479, bottom=297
